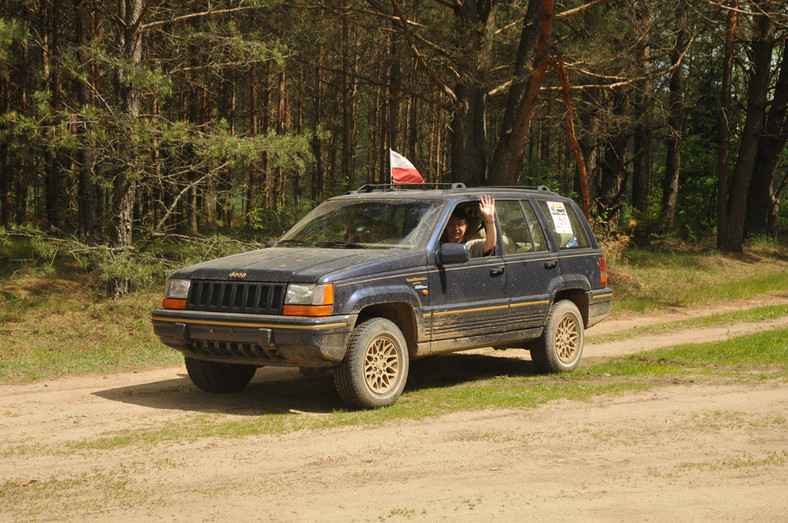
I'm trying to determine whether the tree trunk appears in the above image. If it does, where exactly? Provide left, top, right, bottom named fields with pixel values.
left=596, top=91, right=629, bottom=224
left=74, top=0, right=102, bottom=245
left=311, top=49, right=324, bottom=200
left=342, top=0, right=357, bottom=187
left=744, top=40, right=788, bottom=239
left=42, top=0, right=61, bottom=231
left=722, top=7, right=775, bottom=252
left=0, top=73, right=9, bottom=227
left=108, top=0, right=143, bottom=296
left=451, top=84, right=487, bottom=185
left=661, top=2, right=688, bottom=231
left=489, top=0, right=553, bottom=185
left=632, top=45, right=651, bottom=214
left=716, top=6, right=737, bottom=249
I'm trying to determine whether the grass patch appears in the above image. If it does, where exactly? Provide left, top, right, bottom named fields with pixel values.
left=588, top=304, right=788, bottom=342
left=0, top=465, right=166, bottom=520
left=608, top=246, right=788, bottom=312
left=583, top=326, right=788, bottom=379
left=0, top=276, right=181, bottom=382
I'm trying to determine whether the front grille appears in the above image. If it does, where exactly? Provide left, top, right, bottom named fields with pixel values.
left=187, top=280, right=286, bottom=315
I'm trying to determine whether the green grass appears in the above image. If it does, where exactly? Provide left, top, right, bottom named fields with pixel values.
left=608, top=246, right=788, bottom=312
left=0, top=274, right=181, bottom=382
left=588, top=304, right=788, bottom=342
left=583, top=326, right=788, bottom=379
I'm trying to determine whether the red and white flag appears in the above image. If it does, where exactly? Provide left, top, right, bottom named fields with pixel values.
left=390, top=149, right=424, bottom=184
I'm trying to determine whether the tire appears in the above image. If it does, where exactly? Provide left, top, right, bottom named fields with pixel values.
left=334, top=318, right=409, bottom=409
left=531, top=300, right=584, bottom=373
left=185, top=357, right=257, bottom=393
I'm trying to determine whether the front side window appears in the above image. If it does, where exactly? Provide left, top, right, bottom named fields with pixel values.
left=279, top=199, right=443, bottom=249
left=537, top=200, right=590, bottom=250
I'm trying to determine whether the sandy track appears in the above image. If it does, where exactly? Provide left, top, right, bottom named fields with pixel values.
left=1, top=295, right=786, bottom=521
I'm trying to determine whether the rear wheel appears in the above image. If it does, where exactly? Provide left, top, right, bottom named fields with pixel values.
left=334, top=318, right=409, bottom=409
left=185, top=357, right=257, bottom=393
left=531, top=300, right=584, bottom=373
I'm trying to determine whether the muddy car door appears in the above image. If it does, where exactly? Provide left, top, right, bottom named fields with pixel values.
left=425, top=203, right=507, bottom=345
left=496, top=199, right=555, bottom=332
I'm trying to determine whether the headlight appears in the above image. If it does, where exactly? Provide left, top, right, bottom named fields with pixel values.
left=283, top=283, right=334, bottom=316
left=165, top=278, right=191, bottom=300
left=285, top=283, right=333, bottom=305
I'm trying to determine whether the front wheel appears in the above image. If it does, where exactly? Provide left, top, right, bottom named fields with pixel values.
left=185, top=357, right=257, bottom=393
left=334, top=318, right=409, bottom=409
left=531, top=300, right=584, bottom=373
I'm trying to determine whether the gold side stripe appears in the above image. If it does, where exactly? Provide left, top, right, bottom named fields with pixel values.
left=432, top=304, right=509, bottom=317
left=592, top=292, right=614, bottom=299
left=152, top=316, right=348, bottom=330
left=431, top=299, right=548, bottom=317
left=510, top=299, right=550, bottom=308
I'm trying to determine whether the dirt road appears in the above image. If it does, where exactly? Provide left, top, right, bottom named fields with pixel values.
left=2, top=295, right=787, bottom=521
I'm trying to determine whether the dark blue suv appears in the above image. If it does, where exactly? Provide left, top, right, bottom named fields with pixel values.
left=152, top=184, right=612, bottom=408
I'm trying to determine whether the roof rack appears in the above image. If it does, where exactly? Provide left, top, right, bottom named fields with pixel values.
left=353, top=183, right=466, bottom=193
left=348, top=183, right=555, bottom=194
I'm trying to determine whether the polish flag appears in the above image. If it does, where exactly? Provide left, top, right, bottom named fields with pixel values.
left=390, top=149, right=424, bottom=184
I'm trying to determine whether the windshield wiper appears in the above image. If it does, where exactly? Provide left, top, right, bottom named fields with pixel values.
left=275, top=239, right=314, bottom=247
left=315, top=241, right=368, bottom=249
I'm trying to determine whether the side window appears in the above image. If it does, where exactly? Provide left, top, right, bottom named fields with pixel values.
left=522, top=201, right=549, bottom=252
left=497, top=201, right=527, bottom=255
left=496, top=200, right=549, bottom=255
left=537, top=200, right=591, bottom=250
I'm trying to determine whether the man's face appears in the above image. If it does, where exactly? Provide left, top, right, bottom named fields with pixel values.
left=446, top=216, right=468, bottom=243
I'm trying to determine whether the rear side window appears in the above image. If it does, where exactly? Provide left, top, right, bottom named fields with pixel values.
left=496, top=200, right=549, bottom=254
left=537, top=200, right=590, bottom=250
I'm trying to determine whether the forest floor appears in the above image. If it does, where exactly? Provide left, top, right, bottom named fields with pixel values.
left=1, top=291, right=787, bottom=522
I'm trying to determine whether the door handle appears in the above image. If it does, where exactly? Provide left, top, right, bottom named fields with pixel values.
left=544, top=260, right=558, bottom=270
left=489, top=266, right=505, bottom=276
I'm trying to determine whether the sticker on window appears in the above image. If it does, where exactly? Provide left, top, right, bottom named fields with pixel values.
left=547, top=202, right=573, bottom=234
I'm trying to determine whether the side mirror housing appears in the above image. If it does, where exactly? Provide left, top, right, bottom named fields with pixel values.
left=438, top=243, right=470, bottom=265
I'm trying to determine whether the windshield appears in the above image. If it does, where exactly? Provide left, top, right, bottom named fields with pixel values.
left=278, top=198, right=443, bottom=249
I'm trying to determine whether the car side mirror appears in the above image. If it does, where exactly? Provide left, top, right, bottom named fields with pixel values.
left=438, top=243, right=470, bottom=265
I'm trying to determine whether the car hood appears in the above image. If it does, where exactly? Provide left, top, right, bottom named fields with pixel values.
left=170, top=247, right=426, bottom=283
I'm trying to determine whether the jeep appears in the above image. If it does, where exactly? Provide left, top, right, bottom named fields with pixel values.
left=152, top=184, right=612, bottom=408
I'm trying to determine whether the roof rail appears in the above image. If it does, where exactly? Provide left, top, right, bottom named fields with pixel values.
left=472, top=185, right=553, bottom=192
left=353, top=183, right=467, bottom=193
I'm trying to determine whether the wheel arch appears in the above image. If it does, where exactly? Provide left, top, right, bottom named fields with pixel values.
left=553, top=288, right=590, bottom=327
left=356, top=302, right=419, bottom=358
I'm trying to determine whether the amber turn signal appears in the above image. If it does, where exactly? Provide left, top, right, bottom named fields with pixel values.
left=162, top=298, right=187, bottom=310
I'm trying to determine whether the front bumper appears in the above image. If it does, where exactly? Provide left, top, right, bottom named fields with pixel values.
left=151, top=309, right=356, bottom=367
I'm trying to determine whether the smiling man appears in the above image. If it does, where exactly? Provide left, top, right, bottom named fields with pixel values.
left=445, top=194, right=497, bottom=257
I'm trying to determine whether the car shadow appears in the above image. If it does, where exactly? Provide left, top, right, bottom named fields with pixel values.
left=93, top=350, right=538, bottom=415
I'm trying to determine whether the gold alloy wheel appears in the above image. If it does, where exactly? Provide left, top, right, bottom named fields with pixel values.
left=555, top=315, right=579, bottom=362
left=363, top=335, right=400, bottom=395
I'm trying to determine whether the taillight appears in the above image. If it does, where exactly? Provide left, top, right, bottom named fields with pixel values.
left=599, top=257, right=607, bottom=288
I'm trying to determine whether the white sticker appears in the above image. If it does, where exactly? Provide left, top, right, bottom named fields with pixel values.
left=547, top=202, right=573, bottom=234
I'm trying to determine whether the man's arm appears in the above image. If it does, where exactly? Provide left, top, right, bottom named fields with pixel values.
left=479, top=194, right=497, bottom=255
